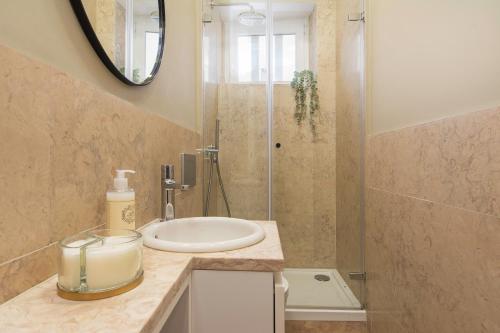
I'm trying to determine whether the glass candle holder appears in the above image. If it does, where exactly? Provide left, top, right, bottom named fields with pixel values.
left=58, top=229, right=143, bottom=298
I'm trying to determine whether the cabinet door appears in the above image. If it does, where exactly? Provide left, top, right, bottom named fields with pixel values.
left=191, top=270, right=274, bottom=333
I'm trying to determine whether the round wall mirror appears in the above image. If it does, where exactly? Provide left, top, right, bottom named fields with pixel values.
left=70, top=0, right=165, bottom=86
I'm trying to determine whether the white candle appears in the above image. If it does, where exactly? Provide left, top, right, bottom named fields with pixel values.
left=58, top=236, right=142, bottom=291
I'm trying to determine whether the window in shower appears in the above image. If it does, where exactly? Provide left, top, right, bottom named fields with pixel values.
left=236, top=35, right=267, bottom=82
left=273, top=34, right=296, bottom=82
left=227, top=17, right=308, bottom=83
left=235, top=34, right=296, bottom=82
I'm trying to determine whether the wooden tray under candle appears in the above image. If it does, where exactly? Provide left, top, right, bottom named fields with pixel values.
left=57, top=272, right=144, bottom=301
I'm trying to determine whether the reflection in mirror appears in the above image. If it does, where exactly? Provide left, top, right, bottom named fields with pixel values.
left=72, top=0, right=165, bottom=85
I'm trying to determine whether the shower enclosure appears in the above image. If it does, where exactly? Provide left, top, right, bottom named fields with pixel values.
left=201, top=0, right=365, bottom=317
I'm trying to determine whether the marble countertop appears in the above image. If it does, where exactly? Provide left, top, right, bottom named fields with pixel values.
left=0, top=221, right=284, bottom=333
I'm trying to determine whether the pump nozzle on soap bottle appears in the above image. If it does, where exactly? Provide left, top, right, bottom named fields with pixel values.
left=113, top=169, right=136, bottom=192
left=107, top=169, right=136, bottom=230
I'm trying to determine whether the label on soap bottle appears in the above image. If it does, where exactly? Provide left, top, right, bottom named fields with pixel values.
left=107, top=201, right=135, bottom=229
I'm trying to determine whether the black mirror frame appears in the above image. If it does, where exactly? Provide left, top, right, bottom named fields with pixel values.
left=69, top=0, right=166, bottom=86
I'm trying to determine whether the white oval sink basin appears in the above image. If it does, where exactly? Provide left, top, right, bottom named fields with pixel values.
left=142, top=217, right=265, bottom=252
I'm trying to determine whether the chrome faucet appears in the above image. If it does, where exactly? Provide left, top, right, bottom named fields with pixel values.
left=161, top=165, right=183, bottom=221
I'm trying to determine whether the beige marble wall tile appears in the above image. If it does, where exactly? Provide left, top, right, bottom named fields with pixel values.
left=50, top=76, right=148, bottom=240
left=273, top=84, right=316, bottom=267
left=312, top=0, right=337, bottom=269
left=368, top=106, right=500, bottom=218
left=366, top=105, right=500, bottom=332
left=0, top=47, right=52, bottom=263
left=272, top=84, right=336, bottom=267
left=366, top=188, right=500, bottom=333
left=0, top=44, right=202, bottom=304
left=0, top=243, right=58, bottom=304
left=218, top=80, right=337, bottom=269
left=217, top=83, right=269, bottom=220
left=285, top=320, right=367, bottom=333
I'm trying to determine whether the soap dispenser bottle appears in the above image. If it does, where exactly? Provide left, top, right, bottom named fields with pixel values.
left=107, top=169, right=136, bottom=230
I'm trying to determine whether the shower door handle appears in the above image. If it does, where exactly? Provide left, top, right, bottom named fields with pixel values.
left=348, top=12, right=365, bottom=22
left=348, top=272, right=366, bottom=280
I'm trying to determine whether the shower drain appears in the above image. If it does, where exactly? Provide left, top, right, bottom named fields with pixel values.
left=314, top=274, right=330, bottom=282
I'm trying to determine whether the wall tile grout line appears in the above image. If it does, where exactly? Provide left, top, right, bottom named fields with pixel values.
left=368, top=105, right=500, bottom=138
left=0, top=223, right=105, bottom=268
left=367, top=186, right=500, bottom=221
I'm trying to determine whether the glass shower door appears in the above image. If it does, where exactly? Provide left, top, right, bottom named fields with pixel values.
left=335, top=0, right=366, bottom=306
left=271, top=0, right=365, bottom=309
left=201, top=0, right=366, bottom=310
left=271, top=0, right=337, bottom=270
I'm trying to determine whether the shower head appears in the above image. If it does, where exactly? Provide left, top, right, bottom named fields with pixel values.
left=209, top=2, right=265, bottom=26
left=238, top=7, right=266, bottom=26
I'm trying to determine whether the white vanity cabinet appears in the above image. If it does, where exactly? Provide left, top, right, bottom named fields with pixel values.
left=191, top=270, right=274, bottom=333
left=158, top=270, right=279, bottom=333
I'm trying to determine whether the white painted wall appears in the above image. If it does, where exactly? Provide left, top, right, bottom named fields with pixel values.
left=366, top=0, right=500, bottom=134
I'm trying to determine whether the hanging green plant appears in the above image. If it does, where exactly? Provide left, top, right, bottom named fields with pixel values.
left=290, top=70, right=320, bottom=136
